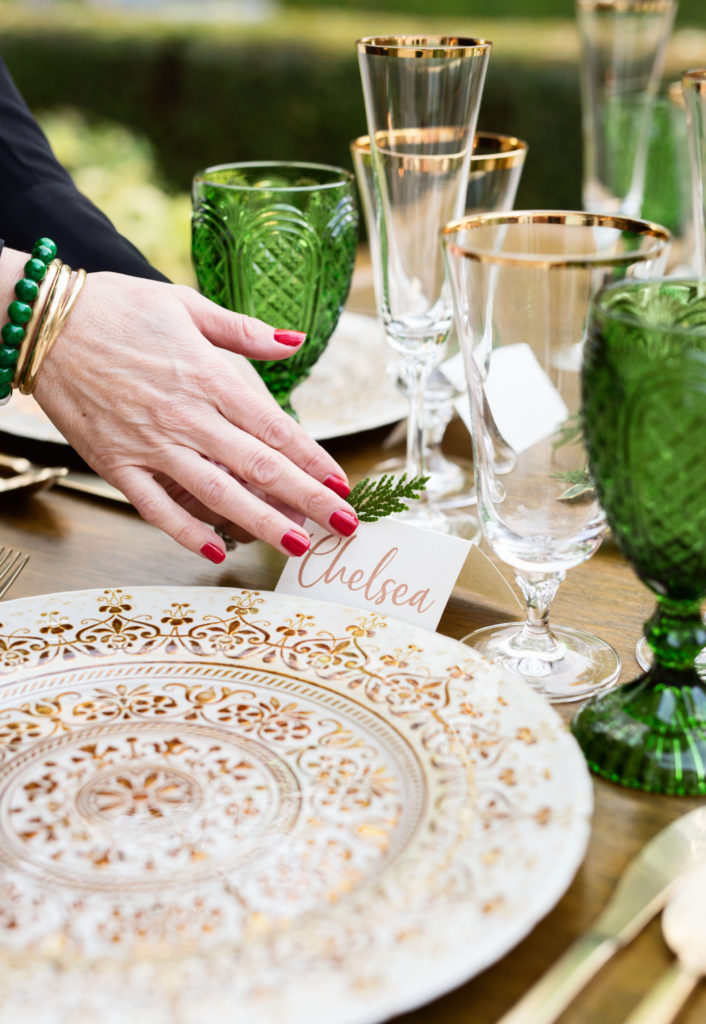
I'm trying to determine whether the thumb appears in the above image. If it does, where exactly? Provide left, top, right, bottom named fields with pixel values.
left=180, top=287, right=306, bottom=360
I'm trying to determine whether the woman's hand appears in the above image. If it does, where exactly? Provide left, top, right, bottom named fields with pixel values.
left=33, top=270, right=359, bottom=562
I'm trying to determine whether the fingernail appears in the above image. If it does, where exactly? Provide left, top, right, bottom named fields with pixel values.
left=281, top=530, right=310, bottom=556
left=274, top=329, right=307, bottom=347
left=329, top=509, right=359, bottom=537
left=323, top=474, right=351, bottom=499
left=201, top=542, right=225, bottom=564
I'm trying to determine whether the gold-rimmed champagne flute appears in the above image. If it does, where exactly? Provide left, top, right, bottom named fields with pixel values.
left=351, top=131, right=528, bottom=510
left=577, top=0, right=676, bottom=217
left=356, top=35, right=491, bottom=535
left=683, top=69, right=706, bottom=277
left=442, top=211, right=670, bottom=702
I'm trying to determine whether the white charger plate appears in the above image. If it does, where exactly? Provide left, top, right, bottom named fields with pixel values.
left=0, top=586, right=592, bottom=1023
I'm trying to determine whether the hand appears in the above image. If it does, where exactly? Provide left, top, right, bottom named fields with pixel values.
left=33, top=271, right=359, bottom=562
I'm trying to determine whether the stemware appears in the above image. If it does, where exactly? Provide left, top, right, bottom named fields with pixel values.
left=356, top=35, right=491, bottom=534
left=576, top=0, right=676, bottom=217
left=191, top=161, right=358, bottom=418
left=683, top=69, right=706, bottom=276
left=635, top=73, right=706, bottom=672
left=572, top=279, right=706, bottom=795
left=442, top=211, right=669, bottom=702
left=351, top=131, right=528, bottom=510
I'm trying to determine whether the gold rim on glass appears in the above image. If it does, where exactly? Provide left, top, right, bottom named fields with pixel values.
left=471, top=131, right=528, bottom=171
left=441, top=210, right=671, bottom=269
left=350, top=130, right=527, bottom=170
left=356, top=35, right=491, bottom=59
left=682, top=69, right=706, bottom=96
left=192, top=161, right=355, bottom=192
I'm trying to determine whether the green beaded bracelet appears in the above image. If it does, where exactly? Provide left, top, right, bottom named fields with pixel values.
left=0, top=237, right=57, bottom=403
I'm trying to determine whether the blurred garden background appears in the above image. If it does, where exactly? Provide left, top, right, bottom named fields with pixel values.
left=1, top=0, right=704, bottom=283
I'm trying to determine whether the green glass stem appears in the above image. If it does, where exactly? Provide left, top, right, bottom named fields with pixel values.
left=644, top=597, right=706, bottom=670
left=572, top=600, right=706, bottom=796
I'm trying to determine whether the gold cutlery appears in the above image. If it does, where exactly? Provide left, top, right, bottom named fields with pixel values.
left=0, top=546, right=29, bottom=599
left=0, top=452, right=126, bottom=503
left=496, top=807, right=706, bottom=1024
left=0, top=462, right=67, bottom=496
left=624, top=863, right=706, bottom=1024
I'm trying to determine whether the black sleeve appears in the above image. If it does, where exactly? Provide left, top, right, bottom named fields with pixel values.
left=0, top=58, right=170, bottom=282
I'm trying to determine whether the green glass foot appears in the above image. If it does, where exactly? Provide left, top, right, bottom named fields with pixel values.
left=571, top=668, right=706, bottom=795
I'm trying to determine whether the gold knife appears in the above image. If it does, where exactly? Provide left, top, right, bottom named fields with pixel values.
left=0, top=453, right=128, bottom=504
left=57, top=471, right=128, bottom=504
left=496, top=807, right=706, bottom=1024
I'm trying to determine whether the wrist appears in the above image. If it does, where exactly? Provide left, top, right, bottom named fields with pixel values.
left=0, top=242, right=85, bottom=400
left=0, top=249, right=33, bottom=310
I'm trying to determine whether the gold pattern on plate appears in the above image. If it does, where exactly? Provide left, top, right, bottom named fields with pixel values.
left=0, top=586, right=592, bottom=1024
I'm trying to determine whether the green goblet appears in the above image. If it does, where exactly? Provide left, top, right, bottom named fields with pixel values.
left=191, top=161, right=359, bottom=418
left=572, top=279, right=706, bottom=795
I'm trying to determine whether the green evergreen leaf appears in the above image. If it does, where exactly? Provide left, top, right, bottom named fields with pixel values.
left=348, top=473, right=430, bottom=522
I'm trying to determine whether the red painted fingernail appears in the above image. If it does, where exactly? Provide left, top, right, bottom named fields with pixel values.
left=323, top=474, right=351, bottom=499
left=274, top=329, right=307, bottom=347
left=201, top=542, right=225, bottom=564
left=281, top=530, right=310, bottom=556
left=329, top=509, right=359, bottom=537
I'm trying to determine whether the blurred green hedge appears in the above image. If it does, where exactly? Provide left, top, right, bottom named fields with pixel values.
left=280, top=0, right=704, bottom=25
left=0, top=24, right=583, bottom=211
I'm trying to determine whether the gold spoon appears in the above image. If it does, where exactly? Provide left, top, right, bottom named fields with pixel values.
left=0, top=453, right=68, bottom=496
left=624, top=862, right=706, bottom=1024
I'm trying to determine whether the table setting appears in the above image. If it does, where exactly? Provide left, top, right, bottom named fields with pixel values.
left=0, top=4, right=705, bottom=1023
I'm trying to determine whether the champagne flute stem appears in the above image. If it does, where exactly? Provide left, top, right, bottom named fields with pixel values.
left=402, top=355, right=434, bottom=484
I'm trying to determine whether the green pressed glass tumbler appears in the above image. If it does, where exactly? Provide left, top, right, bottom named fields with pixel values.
left=191, top=161, right=359, bottom=417
left=572, top=279, right=706, bottom=795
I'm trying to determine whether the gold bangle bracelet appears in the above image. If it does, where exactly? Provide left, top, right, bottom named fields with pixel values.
left=12, top=259, right=61, bottom=388
left=20, top=265, right=86, bottom=396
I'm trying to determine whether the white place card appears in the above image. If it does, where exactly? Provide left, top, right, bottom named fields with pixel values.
left=276, top=517, right=472, bottom=632
left=452, top=343, right=568, bottom=454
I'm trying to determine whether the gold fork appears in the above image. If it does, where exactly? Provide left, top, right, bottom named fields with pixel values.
left=0, top=546, right=29, bottom=599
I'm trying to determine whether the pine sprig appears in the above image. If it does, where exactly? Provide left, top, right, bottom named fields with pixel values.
left=348, top=473, right=430, bottom=522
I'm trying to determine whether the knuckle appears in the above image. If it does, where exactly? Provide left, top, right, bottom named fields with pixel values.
left=236, top=314, right=264, bottom=346
left=170, top=520, right=193, bottom=548
left=190, top=363, right=215, bottom=396
left=196, top=471, right=228, bottom=510
left=299, top=449, right=327, bottom=477
left=258, top=409, right=292, bottom=451
left=249, top=507, right=277, bottom=540
left=302, top=488, right=330, bottom=522
left=243, top=449, right=281, bottom=490
left=133, top=493, right=166, bottom=527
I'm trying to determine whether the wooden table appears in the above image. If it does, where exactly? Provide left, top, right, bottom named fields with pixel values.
left=0, top=271, right=703, bottom=1023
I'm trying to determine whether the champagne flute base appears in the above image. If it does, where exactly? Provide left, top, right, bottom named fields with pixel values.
left=571, top=669, right=706, bottom=796
left=461, top=622, right=620, bottom=703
